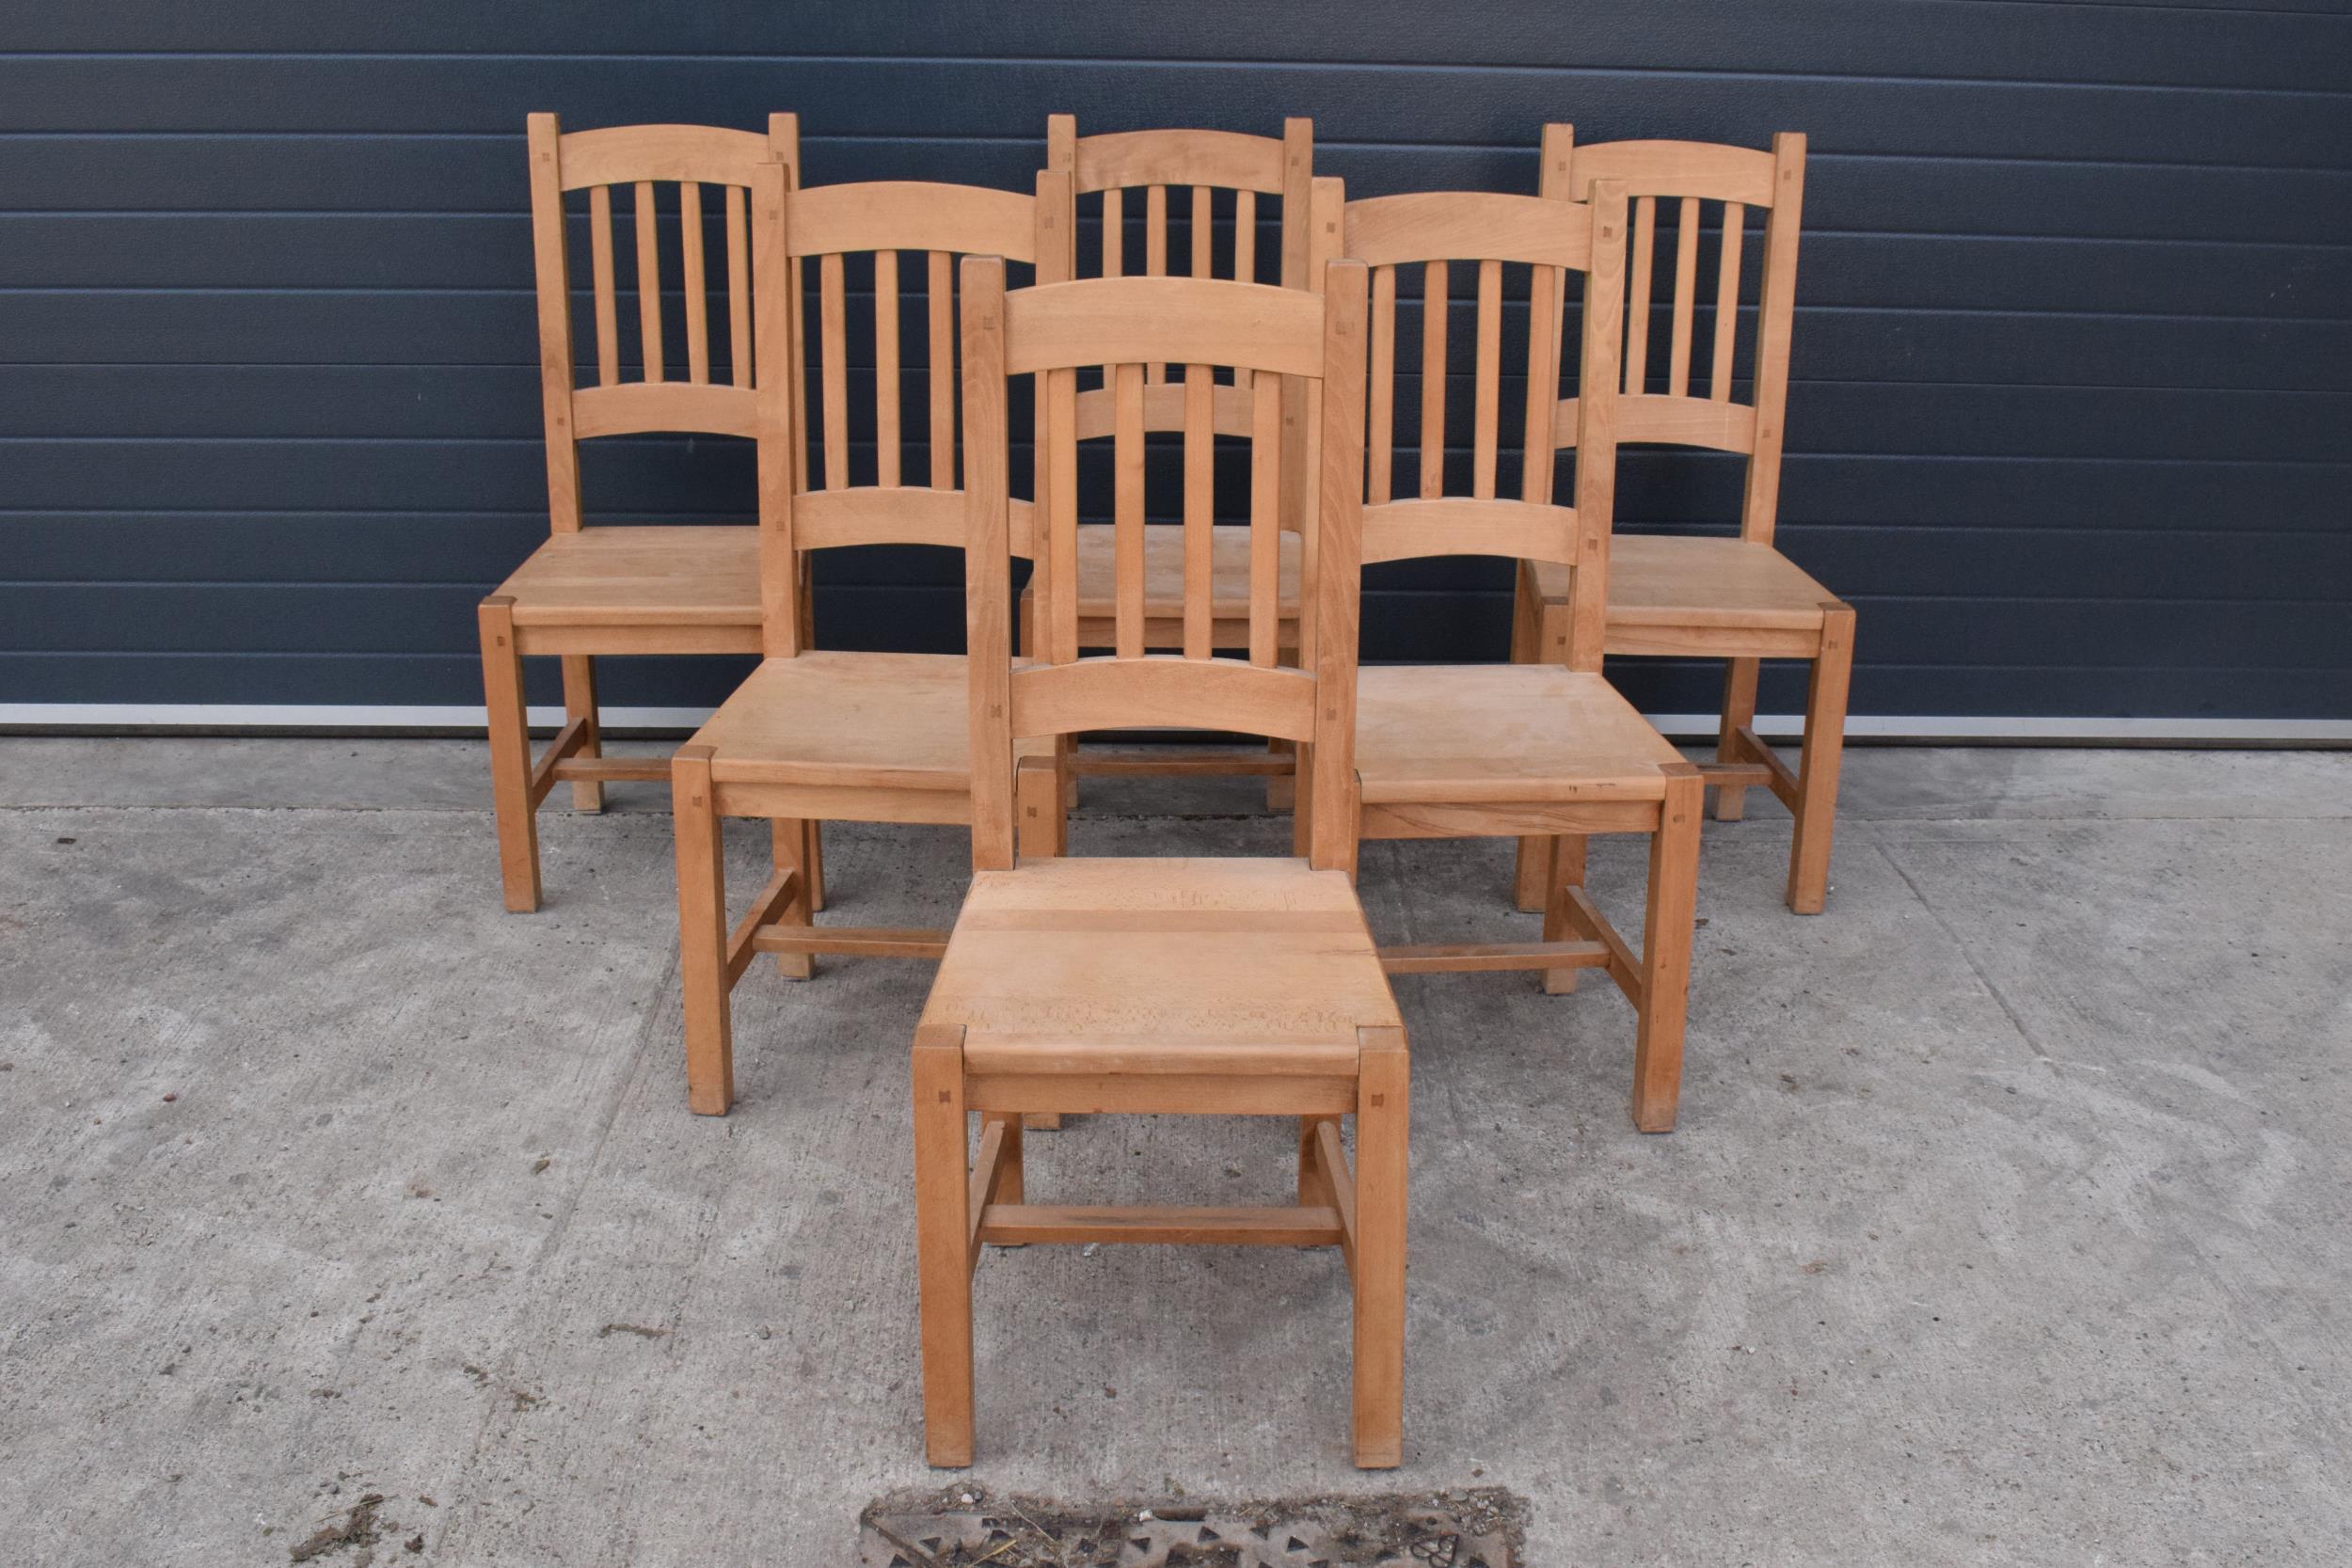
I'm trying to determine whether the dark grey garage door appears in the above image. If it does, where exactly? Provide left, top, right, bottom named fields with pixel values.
left=3, top=3, right=2347, bottom=734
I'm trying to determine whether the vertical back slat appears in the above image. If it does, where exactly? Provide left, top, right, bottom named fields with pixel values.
left=1419, top=259, right=1448, bottom=499
left=1624, top=195, right=1655, bottom=394
left=1368, top=264, right=1396, bottom=503
left=1112, top=362, right=1146, bottom=657
left=1145, top=184, right=1168, bottom=277
left=1182, top=363, right=1214, bottom=658
left=1234, top=189, right=1257, bottom=283
left=680, top=181, right=709, bottom=382
left=1047, top=366, right=1080, bottom=663
left=589, top=185, right=620, bottom=386
left=634, top=181, right=663, bottom=381
left=819, top=251, right=849, bottom=489
left=1667, top=196, right=1700, bottom=397
left=1520, top=263, right=1562, bottom=505
left=724, top=184, right=751, bottom=388
left=1248, top=367, right=1282, bottom=667
left=1102, top=187, right=1124, bottom=277
left=1711, top=202, right=1744, bottom=401
left=1191, top=185, right=1214, bottom=277
left=1472, top=257, right=1502, bottom=499
left=874, top=249, right=902, bottom=486
left=1145, top=185, right=1168, bottom=382
left=929, top=249, right=955, bottom=487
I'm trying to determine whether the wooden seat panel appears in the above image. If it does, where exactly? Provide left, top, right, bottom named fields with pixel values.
left=693, top=650, right=971, bottom=790
left=922, top=858, right=1400, bottom=1072
left=1531, top=534, right=1834, bottom=634
left=497, top=525, right=762, bottom=628
left=1355, top=664, right=1684, bottom=805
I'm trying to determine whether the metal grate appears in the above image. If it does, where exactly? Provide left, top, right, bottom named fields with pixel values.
left=860, top=1487, right=1521, bottom=1567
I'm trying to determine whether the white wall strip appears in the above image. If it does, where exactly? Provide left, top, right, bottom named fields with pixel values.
left=3, top=704, right=2347, bottom=744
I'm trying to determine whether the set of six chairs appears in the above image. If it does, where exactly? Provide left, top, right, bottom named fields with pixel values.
left=476, top=113, right=1854, bottom=1468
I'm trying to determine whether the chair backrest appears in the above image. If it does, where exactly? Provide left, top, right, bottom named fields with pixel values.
left=1341, top=178, right=1629, bottom=672
left=525, top=113, right=798, bottom=536
left=1543, top=127, right=1806, bottom=546
left=1047, top=117, right=1324, bottom=531
left=960, top=261, right=1371, bottom=872
left=765, top=172, right=1071, bottom=656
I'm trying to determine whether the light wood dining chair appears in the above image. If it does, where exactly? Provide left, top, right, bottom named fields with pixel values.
left=1022, top=116, right=1322, bottom=800
left=671, top=169, right=1068, bottom=1117
left=479, top=114, right=797, bottom=912
left=1511, top=129, right=1854, bottom=915
left=914, top=256, right=1408, bottom=1468
left=1333, top=174, right=1706, bottom=1133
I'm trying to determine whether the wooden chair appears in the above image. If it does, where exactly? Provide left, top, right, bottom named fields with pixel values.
left=1334, top=173, right=1706, bottom=1133
left=671, top=169, right=1067, bottom=1116
left=1024, top=116, right=1323, bottom=799
left=1511, top=130, right=1854, bottom=915
left=914, top=256, right=1407, bottom=1468
left=479, top=114, right=797, bottom=912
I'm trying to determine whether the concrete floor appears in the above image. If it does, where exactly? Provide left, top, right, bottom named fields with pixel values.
left=1, top=738, right=2347, bottom=1566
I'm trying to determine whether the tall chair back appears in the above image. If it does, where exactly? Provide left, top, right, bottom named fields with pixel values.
left=1544, top=128, right=1806, bottom=546
left=1047, top=117, right=1324, bottom=529
left=765, top=170, right=1070, bottom=655
left=959, top=261, right=1372, bottom=871
left=1343, top=178, right=1629, bottom=669
left=525, top=114, right=798, bottom=534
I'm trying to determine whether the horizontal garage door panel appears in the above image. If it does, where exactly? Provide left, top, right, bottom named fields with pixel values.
left=2, top=5, right=2344, bottom=723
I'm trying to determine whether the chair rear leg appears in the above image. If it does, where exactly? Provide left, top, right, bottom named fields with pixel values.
left=803, top=819, right=827, bottom=913
left=1514, top=583, right=1576, bottom=911
left=477, top=596, right=541, bottom=913
left=560, top=655, right=605, bottom=814
left=1630, top=768, right=1703, bottom=1132
left=1539, top=834, right=1591, bottom=994
left=1714, top=657, right=1760, bottom=822
left=912, top=1028, right=976, bottom=1466
left=1508, top=564, right=1550, bottom=910
left=1787, top=604, right=1855, bottom=915
left=1352, top=1027, right=1409, bottom=1469
left=674, top=745, right=735, bottom=1115
left=769, top=819, right=816, bottom=979
left=1017, top=757, right=1068, bottom=859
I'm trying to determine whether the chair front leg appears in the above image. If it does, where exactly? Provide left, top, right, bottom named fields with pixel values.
left=1786, top=603, right=1856, bottom=915
left=1714, top=657, right=1761, bottom=822
left=912, top=1026, right=976, bottom=1466
left=477, top=596, right=541, bottom=913
left=1630, top=768, right=1704, bottom=1133
left=1352, top=1026, right=1409, bottom=1469
left=560, top=654, right=604, bottom=814
left=674, top=745, right=735, bottom=1115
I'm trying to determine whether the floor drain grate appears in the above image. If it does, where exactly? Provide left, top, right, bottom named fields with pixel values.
left=859, top=1487, right=1521, bottom=1567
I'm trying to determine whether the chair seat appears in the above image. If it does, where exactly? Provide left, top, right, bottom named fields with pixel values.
left=694, top=651, right=971, bottom=791
left=1069, top=523, right=1303, bottom=621
left=495, top=525, right=762, bottom=628
left=1355, top=664, right=1685, bottom=804
left=1531, top=534, right=1834, bottom=633
left=920, top=857, right=1401, bottom=1077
